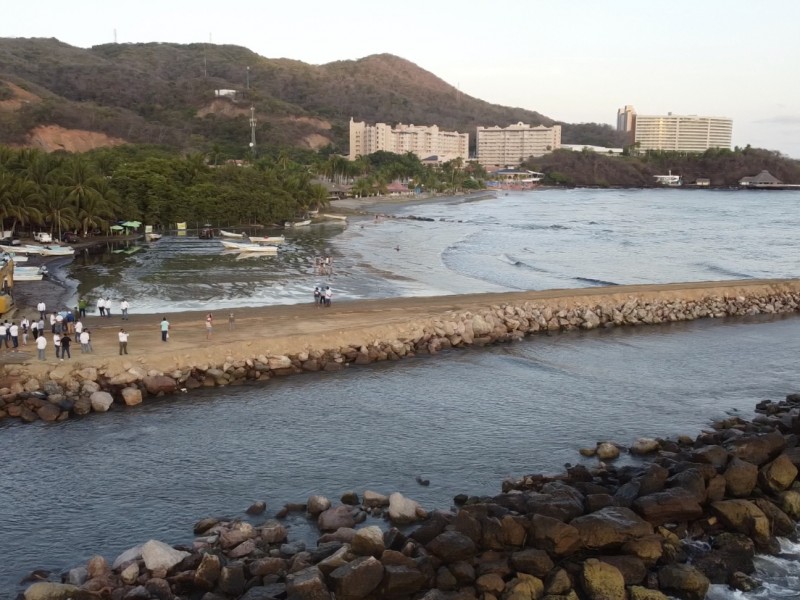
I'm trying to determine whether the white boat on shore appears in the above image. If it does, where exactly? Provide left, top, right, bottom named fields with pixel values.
left=220, top=240, right=278, bottom=253
left=219, top=229, right=246, bottom=238
left=322, top=213, right=348, bottom=221
left=247, top=235, right=285, bottom=244
left=145, top=233, right=163, bottom=241
left=1, top=252, right=27, bottom=263
left=38, top=245, right=76, bottom=256
left=285, top=220, right=311, bottom=228
left=13, top=266, right=48, bottom=281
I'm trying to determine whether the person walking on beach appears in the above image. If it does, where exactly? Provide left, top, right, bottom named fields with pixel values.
left=20, top=317, right=29, bottom=346
left=118, top=329, right=128, bottom=355
left=0, top=322, right=7, bottom=349
left=50, top=312, right=57, bottom=333
left=105, top=298, right=112, bottom=317
left=313, top=286, right=321, bottom=307
left=66, top=310, right=75, bottom=334
left=85, top=329, right=94, bottom=353
left=205, top=314, right=213, bottom=339
left=121, top=299, right=129, bottom=320
left=228, top=312, right=235, bottom=331
left=79, top=330, right=90, bottom=353
left=36, top=334, right=47, bottom=361
left=38, top=317, right=45, bottom=337
left=9, top=322, right=18, bottom=351
left=37, top=301, right=46, bottom=320
left=161, top=317, right=169, bottom=342
left=324, top=286, right=332, bottom=307
left=31, top=318, right=39, bottom=340
left=75, top=319, right=83, bottom=336
left=53, top=333, right=61, bottom=359
left=78, top=297, right=87, bottom=318
left=97, top=297, right=105, bottom=317
left=60, top=334, right=71, bottom=360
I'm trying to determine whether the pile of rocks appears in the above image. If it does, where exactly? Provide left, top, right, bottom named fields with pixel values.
left=4, top=289, right=800, bottom=424
left=23, top=395, right=800, bottom=600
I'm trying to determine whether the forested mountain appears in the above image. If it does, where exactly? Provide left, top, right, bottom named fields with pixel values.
left=0, top=38, right=624, bottom=157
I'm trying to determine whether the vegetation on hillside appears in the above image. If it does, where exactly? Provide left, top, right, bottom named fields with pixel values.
left=0, top=39, right=624, bottom=156
left=523, top=147, right=800, bottom=187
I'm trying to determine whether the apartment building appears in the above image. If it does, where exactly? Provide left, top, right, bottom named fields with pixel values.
left=348, top=118, right=469, bottom=162
left=476, top=122, right=561, bottom=166
left=616, top=105, right=636, bottom=146
left=619, top=106, right=732, bottom=152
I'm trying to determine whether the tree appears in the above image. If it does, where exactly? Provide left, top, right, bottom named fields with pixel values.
left=40, top=184, right=76, bottom=239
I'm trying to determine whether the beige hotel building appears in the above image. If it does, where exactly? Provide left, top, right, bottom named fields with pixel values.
left=476, top=122, right=561, bottom=166
left=618, top=106, right=733, bottom=152
left=348, top=118, right=469, bottom=162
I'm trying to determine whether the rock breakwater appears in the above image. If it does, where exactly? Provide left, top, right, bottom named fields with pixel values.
left=3, top=281, right=800, bottom=424
left=22, top=393, right=800, bottom=600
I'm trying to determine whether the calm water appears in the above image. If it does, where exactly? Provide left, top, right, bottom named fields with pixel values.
left=3, top=189, right=800, bottom=598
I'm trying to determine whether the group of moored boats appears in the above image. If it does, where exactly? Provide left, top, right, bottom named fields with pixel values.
left=219, top=230, right=286, bottom=254
left=0, top=243, right=75, bottom=257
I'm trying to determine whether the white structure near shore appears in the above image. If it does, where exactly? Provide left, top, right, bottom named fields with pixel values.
left=476, top=122, right=561, bottom=166
left=348, top=118, right=468, bottom=162
left=617, top=105, right=733, bottom=153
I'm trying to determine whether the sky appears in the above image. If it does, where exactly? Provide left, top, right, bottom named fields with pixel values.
left=3, top=0, right=799, bottom=157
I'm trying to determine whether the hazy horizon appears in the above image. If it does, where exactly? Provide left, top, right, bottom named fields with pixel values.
left=2, top=0, right=798, bottom=157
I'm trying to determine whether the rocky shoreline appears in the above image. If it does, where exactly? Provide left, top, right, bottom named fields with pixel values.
left=21, top=393, right=800, bottom=600
left=3, top=282, right=800, bottom=424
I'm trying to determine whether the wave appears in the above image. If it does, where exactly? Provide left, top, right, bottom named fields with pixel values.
left=498, top=254, right=551, bottom=274
left=575, top=277, right=620, bottom=286
left=697, top=262, right=754, bottom=279
left=511, top=223, right=570, bottom=231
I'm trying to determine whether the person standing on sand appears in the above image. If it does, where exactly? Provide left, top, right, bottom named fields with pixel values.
left=85, top=329, right=94, bottom=353
left=105, top=297, right=112, bottom=317
left=314, top=286, right=321, bottom=307
left=78, top=297, right=87, bottom=318
left=31, top=319, right=39, bottom=340
left=36, top=334, right=47, bottom=361
left=205, top=314, right=213, bottom=339
left=9, top=322, right=18, bottom=351
left=324, top=286, right=332, bottom=307
left=98, top=297, right=105, bottom=317
left=53, top=332, right=61, bottom=359
left=38, top=301, right=46, bottom=320
left=0, top=322, right=6, bottom=349
left=228, top=312, right=235, bottom=331
left=75, top=319, right=83, bottom=336
left=60, top=334, right=71, bottom=360
left=38, top=317, right=45, bottom=337
left=118, top=329, right=128, bottom=355
left=20, top=317, right=29, bottom=346
left=161, top=317, right=169, bottom=342
left=121, top=299, right=129, bottom=320
left=79, top=330, right=90, bottom=353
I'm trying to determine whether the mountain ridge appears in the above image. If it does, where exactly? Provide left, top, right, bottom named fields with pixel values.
left=0, top=38, right=624, bottom=155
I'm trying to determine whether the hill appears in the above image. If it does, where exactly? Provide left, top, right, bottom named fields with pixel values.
left=0, top=38, right=624, bottom=156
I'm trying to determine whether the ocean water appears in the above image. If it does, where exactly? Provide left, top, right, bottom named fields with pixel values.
left=3, top=188, right=800, bottom=598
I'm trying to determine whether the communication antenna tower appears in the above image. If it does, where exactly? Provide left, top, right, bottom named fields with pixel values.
left=249, top=106, right=257, bottom=158
left=113, top=29, right=117, bottom=44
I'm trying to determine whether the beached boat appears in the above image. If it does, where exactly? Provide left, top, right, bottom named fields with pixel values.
left=219, top=229, right=246, bottom=238
left=284, top=220, right=311, bottom=228
left=247, top=235, right=285, bottom=244
left=13, top=266, right=48, bottom=281
left=322, top=214, right=348, bottom=221
left=1, top=252, right=27, bottom=263
left=145, top=233, right=163, bottom=241
left=38, top=245, right=76, bottom=256
left=220, top=240, right=278, bottom=253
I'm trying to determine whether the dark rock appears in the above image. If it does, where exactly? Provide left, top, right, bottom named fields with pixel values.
left=571, top=506, right=653, bottom=550
left=658, top=564, right=710, bottom=600
left=636, top=463, right=670, bottom=496
left=194, top=553, right=221, bottom=590
left=142, top=375, right=177, bottom=395
left=727, top=431, right=786, bottom=465
left=451, top=510, right=481, bottom=544
left=724, top=457, right=758, bottom=497
left=758, top=453, right=799, bottom=493
left=340, top=491, right=359, bottom=505
left=410, top=511, right=451, bottom=545
left=666, top=468, right=706, bottom=502
left=218, top=563, right=246, bottom=596
left=318, top=505, right=355, bottom=532
left=690, top=445, right=729, bottom=469
left=753, top=498, right=796, bottom=537
left=328, top=556, right=383, bottom=600
left=380, top=564, right=427, bottom=598
left=246, top=501, right=266, bottom=515
left=427, top=531, right=477, bottom=563
left=249, top=557, right=287, bottom=577
left=586, top=493, right=616, bottom=512
left=530, top=514, right=581, bottom=556
left=193, top=518, right=219, bottom=535
left=285, top=566, right=331, bottom=600
left=597, top=555, right=647, bottom=585
left=510, top=548, right=554, bottom=577
left=240, top=584, right=286, bottom=600
left=633, top=488, right=703, bottom=525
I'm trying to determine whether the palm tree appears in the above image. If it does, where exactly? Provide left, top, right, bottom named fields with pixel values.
left=307, top=183, right=330, bottom=212
left=3, top=177, right=42, bottom=233
left=40, top=184, right=76, bottom=240
left=62, top=157, right=113, bottom=235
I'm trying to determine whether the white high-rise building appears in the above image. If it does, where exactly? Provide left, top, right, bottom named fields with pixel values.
left=348, top=118, right=468, bottom=162
left=628, top=110, right=732, bottom=152
left=476, top=122, right=561, bottom=166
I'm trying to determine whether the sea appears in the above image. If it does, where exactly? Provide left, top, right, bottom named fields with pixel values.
left=2, top=188, right=800, bottom=598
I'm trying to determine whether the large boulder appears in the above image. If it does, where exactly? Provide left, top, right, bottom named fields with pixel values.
left=142, top=375, right=177, bottom=395
left=379, top=564, right=427, bottom=598
left=121, top=386, right=142, bottom=406
left=692, top=533, right=755, bottom=584
left=727, top=431, right=786, bottom=465
left=711, top=500, right=770, bottom=542
left=753, top=498, right=796, bottom=537
left=658, top=564, right=710, bottom=600
left=351, top=526, right=385, bottom=557
left=758, top=454, right=798, bottom=493
left=427, top=531, right=477, bottom=563
left=581, top=558, right=625, bottom=600
left=723, top=457, right=758, bottom=497
left=329, top=556, right=383, bottom=600
left=510, top=548, right=554, bottom=578
left=89, top=391, right=113, bottom=412
left=525, top=482, right=585, bottom=521
left=140, top=539, right=190, bottom=572
left=23, top=583, right=90, bottom=600
left=362, top=490, right=389, bottom=508
left=690, top=445, right=729, bottom=469
left=530, top=514, right=581, bottom=556
left=632, top=488, right=703, bottom=525
left=571, top=506, right=653, bottom=550
left=388, top=492, right=425, bottom=524
left=194, top=553, right=221, bottom=590
left=307, top=495, right=332, bottom=517
left=778, top=490, right=800, bottom=519
left=318, top=505, right=356, bottom=532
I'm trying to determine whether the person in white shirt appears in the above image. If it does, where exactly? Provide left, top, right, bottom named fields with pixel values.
left=0, top=322, right=6, bottom=349
left=36, top=334, right=47, bottom=360
left=49, top=312, right=56, bottom=333
left=98, top=297, right=105, bottom=317
left=9, top=323, right=18, bottom=351
left=118, top=328, right=129, bottom=355
left=79, top=330, right=90, bottom=353
left=324, top=286, right=332, bottom=307
left=121, top=299, right=130, bottom=320
left=37, top=301, right=46, bottom=319
left=75, top=320, right=83, bottom=335
left=105, top=298, right=112, bottom=317
left=53, top=333, right=61, bottom=359
left=20, top=317, right=29, bottom=346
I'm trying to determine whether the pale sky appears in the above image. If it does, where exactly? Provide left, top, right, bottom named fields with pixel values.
left=3, top=0, right=799, bottom=157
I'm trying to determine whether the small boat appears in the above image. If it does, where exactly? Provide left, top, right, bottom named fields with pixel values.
left=285, top=220, right=311, bottom=228
left=219, top=229, right=246, bottom=238
left=13, top=266, right=48, bottom=281
left=145, top=233, right=163, bottom=241
left=220, top=240, right=278, bottom=253
left=1, top=252, right=27, bottom=263
left=322, top=213, right=348, bottom=221
left=247, top=235, right=286, bottom=244
left=38, top=245, right=75, bottom=256
left=308, top=210, right=319, bottom=217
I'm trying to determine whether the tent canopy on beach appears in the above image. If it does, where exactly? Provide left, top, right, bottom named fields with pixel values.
left=120, top=221, right=142, bottom=228
left=109, top=225, right=124, bottom=231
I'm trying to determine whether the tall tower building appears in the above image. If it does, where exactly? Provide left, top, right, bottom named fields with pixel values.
left=616, top=105, right=636, bottom=146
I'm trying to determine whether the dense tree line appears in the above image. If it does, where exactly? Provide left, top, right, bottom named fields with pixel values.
left=0, top=145, right=485, bottom=237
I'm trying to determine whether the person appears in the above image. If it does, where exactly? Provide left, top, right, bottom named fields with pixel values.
left=55, top=312, right=64, bottom=335
left=324, top=285, right=332, bottom=307
left=37, top=318, right=45, bottom=337
left=79, top=329, right=90, bottom=353
left=121, top=299, right=129, bottom=320
left=37, top=300, right=46, bottom=320
left=118, top=329, right=128, bottom=355
left=20, top=317, right=29, bottom=346
left=31, top=318, right=39, bottom=340
left=65, top=310, right=75, bottom=334
left=0, top=321, right=6, bottom=349
left=205, top=314, right=213, bottom=339
left=75, top=319, right=83, bottom=336
left=98, top=297, right=105, bottom=317
left=9, top=322, right=18, bottom=351
left=105, top=297, right=112, bottom=317
left=3, top=320, right=10, bottom=346
left=78, top=297, right=87, bottom=318
left=49, top=312, right=57, bottom=333
left=84, top=329, right=94, bottom=353
left=60, top=334, right=72, bottom=360
left=36, top=334, right=47, bottom=361
left=313, top=286, right=321, bottom=307
left=53, top=332, right=61, bottom=359
left=228, top=312, right=235, bottom=331
left=161, top=317, right=169, bottom=342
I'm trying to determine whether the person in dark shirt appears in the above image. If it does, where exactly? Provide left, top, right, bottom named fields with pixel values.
left=60, top=334, right=72, bottom=360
